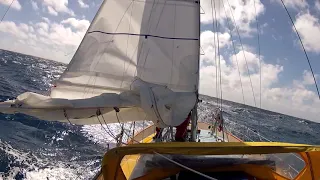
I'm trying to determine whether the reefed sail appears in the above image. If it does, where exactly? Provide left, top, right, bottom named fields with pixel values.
left=0, top=0, right=200, bottom=126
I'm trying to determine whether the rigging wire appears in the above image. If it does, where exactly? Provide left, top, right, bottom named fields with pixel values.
left=221, top=0, right=245, bottom=105
left=279, top=0, right=320, bottom=99
left=214, top=0, right=222, bottom=109
left=0, top=0, right=15, bottom=22
left=210, top=0, right=219, bottom=107
left=211, top=0, right=221, bottom=107
left=254, top=0, right=262, bottom=137
left=253, top=0, right=262, bottom=109
left=226, top=0, right=257, bottom=107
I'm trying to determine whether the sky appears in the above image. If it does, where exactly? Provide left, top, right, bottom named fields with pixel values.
left=1, top=0, right=320, bottom=122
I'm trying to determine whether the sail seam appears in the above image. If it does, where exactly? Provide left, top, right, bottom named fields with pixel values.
left=87, top=31, right=199, bottom=40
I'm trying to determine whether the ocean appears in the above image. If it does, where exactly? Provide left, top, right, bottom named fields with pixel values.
left=0, top=49, right=319, bottom=179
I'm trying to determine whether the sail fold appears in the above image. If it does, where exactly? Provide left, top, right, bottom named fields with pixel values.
left=0, top=78, right=196, bottom=126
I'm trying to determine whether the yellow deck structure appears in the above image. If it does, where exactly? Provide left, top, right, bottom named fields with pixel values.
left=95, top=142, right=320, bottom=180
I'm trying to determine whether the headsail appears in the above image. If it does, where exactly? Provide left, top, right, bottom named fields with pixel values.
left=53, top=0, right=200, bottom=99
left=0, top=0, right=200, bottom=126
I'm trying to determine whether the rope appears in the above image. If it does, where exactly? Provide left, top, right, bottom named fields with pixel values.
left=226, top=0, right=257, bottom=107
left=115, top=127, right=124, bottom=147
left=96, top=115, right=117, bottom=140
left=279, top=0, right=320, bottom=99
left=63, top=109, right=73, bottom=124
left=97, top=110, right=128, bottom=146
left=154, top=152, right=218, bottom=180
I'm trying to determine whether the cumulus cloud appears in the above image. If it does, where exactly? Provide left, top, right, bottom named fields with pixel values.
left=199, top=30, right=320, bottom=122
left=47, top=6, right=58, bottom=16
left=36, top=22, right=49, bottom=32
left=42, top=17, right=50, bottom=23
left=302, top=70, right=318, bottom=85
left=0, top=0, right=21, bottom=10
left=200, top=0, right=265, bottom=36
left=294, top=13, right=320, bottom=53
left=199, top=30, right=283, bottom=105
left=61, top=18, right=90, bottom=31
left=31, top=0, right=39, bottom=10
left=271, top=0, right=308, bottom=10
left=40, top=0, right=75, bottom=16
left=0, top=22, right=30, bottom=39
left=316, top=1, right=320, bottom=11
left=78, top=0, right=89, bottom=8
left=200, top=31, right=231, bottom=66
left=0, top=18, right=90, bottom=62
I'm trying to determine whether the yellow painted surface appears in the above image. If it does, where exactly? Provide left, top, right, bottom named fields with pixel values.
left=106, top=125, right=320, bottom=180
left=120, top=154, right=140, bottom=179
left=103, top=142, right=320, bottom=180
left=141, top=133, right=155, bottom=143
left=120, top=133, right=155, bottom=179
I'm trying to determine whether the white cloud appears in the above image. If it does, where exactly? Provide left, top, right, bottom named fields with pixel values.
left=199, top=30, right=320, bottom=122
left=36, top=22, right=49, bottom=32
left=40, top=0, right=75, bottom=16
left=61, top=18, right=90, bottom=31
left=303, top=70, right=317, bottom=85
left=0, top=0, right=21, bottom=10
left=271, top=0, right=308, bottom=10
left=42, top=17, right=50, bottom=23
left=200, top=0, right=265, bottom=36
left=0, top=18, right=90, bottom=63
left=231, top=51, right=259, bottom=74
left=316, top=1, right=320, bottom=11
left=200, top=31, right=230, bottom=66
left=0, top=21, right=30, bottom=39
left=78, top=0, right=89, bottom=8
left=31, top=0, right=39, bottom=10
left=200, top=30, right=283, bottom=105
left=294, top=13, right=320, bottom=53
left=47, top=6, right=58, bottom=16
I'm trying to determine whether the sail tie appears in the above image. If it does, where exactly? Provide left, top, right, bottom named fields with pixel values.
left=63, top=109, right=73, bottom=124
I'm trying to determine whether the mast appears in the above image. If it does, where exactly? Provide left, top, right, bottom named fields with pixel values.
left=190, top=0, right=201, bottom=142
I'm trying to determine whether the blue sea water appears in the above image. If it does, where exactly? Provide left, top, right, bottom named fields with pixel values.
left=0, top=49, right=319, bottom=179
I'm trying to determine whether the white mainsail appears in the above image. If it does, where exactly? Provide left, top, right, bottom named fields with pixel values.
left=0, top=0, right=200, bottom=126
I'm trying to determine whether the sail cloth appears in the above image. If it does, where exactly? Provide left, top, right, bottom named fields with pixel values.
left=0, top=79, right=196, bottom=126
left=0, top=0, right=200, bottom=126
